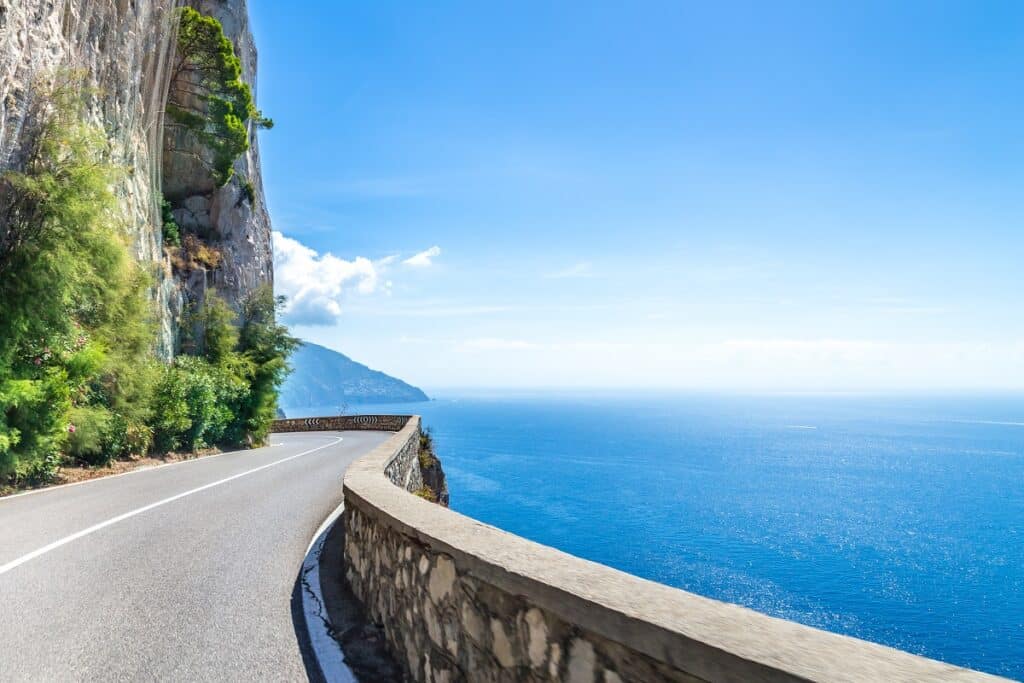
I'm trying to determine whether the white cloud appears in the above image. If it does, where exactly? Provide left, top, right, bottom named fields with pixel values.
left=546, top=262, right=593, bottom=279
left=273, top=231, right=387, bottom=326
left=403, top=246, right=441, bottom=267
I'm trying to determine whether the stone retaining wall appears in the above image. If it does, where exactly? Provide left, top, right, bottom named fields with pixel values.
left=271, top=414, right=411, bottom=433
left=338, top=417, right=1004, bottom=683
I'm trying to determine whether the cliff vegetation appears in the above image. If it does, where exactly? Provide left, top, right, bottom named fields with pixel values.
left=166, top=6, right=272, bottom=187
left=0, top=5, right=292, bottom=492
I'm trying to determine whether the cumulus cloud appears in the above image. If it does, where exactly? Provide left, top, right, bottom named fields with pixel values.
left=273, top=231, right=385, bottom=326
left=403, top=246, right=441, bottom=267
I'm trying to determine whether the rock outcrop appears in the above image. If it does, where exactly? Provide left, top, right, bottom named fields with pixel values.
left=0, top=0, right=273, bottom=356
left=162, top=0, right=273, bottom=316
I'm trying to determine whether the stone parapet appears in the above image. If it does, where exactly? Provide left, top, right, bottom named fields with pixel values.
left=271, top=414, right=412, bottom=433
left=339, top=418, right=1005, bottom=683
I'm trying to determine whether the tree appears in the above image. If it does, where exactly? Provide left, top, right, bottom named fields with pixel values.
left=167, top=7, right=272, bottom=186
left=236, top=286, right=299, bottom=445
left=0, top=73, right=155, bottom=480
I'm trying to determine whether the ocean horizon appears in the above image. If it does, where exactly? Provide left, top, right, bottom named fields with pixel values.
left=286, top=392, right=1024, bottom=678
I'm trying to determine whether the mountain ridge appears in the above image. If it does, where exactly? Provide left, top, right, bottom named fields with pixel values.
left=280, top=342, right=428, bottom=410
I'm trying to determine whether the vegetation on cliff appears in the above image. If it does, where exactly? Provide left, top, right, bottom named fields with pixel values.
left=0, top=76, right=294, bottom=490
left=0, top=75, right=156, bottom=483
left=167, top=6, right=272, bottom=186
left=415, top=428, right=449, bottom=506
left=156, top=288, right=297, bottom=452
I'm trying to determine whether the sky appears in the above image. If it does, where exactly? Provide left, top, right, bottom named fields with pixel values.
left=249, top=1, right=1024, bottom=392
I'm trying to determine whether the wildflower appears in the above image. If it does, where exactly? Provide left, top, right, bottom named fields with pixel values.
left=68, top=424, right=76, bottom=434
left=34, top=357, right=42, bottom=366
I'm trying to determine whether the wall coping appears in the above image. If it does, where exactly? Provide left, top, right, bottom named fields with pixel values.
left=341, top=416, right=1005, bottom=682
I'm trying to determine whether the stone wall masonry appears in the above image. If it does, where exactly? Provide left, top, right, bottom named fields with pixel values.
left=338, top=418, right=1006, bottom=683
left=271, top=414, right=411, bottom=434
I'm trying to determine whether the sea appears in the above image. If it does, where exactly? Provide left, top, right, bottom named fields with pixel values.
left=286, top=393, right=1024, bottom=678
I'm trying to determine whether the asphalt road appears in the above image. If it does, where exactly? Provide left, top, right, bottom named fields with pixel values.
left=0, top=430, right=389, bottom=682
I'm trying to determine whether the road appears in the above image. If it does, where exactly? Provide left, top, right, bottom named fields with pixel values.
left=0, top=430, right=389, bottom=682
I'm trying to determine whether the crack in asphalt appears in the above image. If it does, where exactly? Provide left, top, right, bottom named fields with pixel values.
left=302, top=538, right=336, bottom=639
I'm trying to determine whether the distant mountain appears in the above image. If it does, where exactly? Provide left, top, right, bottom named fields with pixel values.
left=279, top=342, right=428, bottom=410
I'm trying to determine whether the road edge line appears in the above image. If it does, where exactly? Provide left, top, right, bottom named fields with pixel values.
left=0, top=439, right=300, bottom=504
left=0, top=437, right=343, bottom=577
left=300, top=499, right=358, bottom=683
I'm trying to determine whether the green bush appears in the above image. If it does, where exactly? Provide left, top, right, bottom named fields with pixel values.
left=241, top=179, right=255, bottom=205
left=17, top=451, right=62, bottom=487
left=418, top=428, right=438, bottom=469
left=151, top=363, right=192, bottom=453
left=0, top=73, right=294, bottom=487
left=235, top=286, right=298, bottom=446
left=66, top=405, right=114, bottom=466
left=0, top=72, right=154, bottom=482
left=103, top=412, right=154, bottom=459
left=160, top=198, right=180, bottom=247
left=0, top=371, right=71, bottom=479
left=152, top=355, right=247, bottom=452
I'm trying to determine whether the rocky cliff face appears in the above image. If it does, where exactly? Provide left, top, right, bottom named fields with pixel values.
left=0, top=0, right=273, bottom=356
left=162, top=0, right=273, bottom=316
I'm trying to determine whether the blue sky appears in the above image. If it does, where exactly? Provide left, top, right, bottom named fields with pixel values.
left=250, top=1, right=1024, bottom=391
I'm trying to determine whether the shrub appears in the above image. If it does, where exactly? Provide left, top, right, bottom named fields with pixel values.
left=151, top=364, right=192, bottom=452
left=104, top=412, right=154, bottom=459
left=160, top=198, right=180, bottom=247
left=66, top=405, right=114, bottom=466
left=0, top=72, right=154, bottom=481
left=17, top=451, right=62, bottom=487
left=196, top=293, right=239, bottom=365
left=152, top=355, right=247, bottom=452
left=0, top=371, right=72, bottom=479
left=418, top=428, right=438, bottom=469
left=183, top=234, right=222, bottom=270
left=240, top=179, right=255, bottom=205
left=413, top=486, right=438, bottom=503
left=234, top=286, right=298, bottom=446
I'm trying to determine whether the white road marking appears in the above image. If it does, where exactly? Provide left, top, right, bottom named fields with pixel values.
left=0, top=437, right=344, bottom=577
left=301, top=501, right=357, bottom=683
left=0, top=440, right=307, bottom=505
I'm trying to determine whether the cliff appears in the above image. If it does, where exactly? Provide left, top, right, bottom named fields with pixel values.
left=0, top=0, right=272, bottom=357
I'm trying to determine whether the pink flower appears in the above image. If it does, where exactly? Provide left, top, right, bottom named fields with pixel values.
left=68, top=424, right=76, bottom=434
left=33, top=357, right=41, bottom=366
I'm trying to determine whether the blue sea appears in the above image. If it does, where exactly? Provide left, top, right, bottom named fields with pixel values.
left=289, top=393, right=1024, bottom=678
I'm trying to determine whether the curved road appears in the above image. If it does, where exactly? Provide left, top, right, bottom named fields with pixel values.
left=0, top=431, right=388, bottom=682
